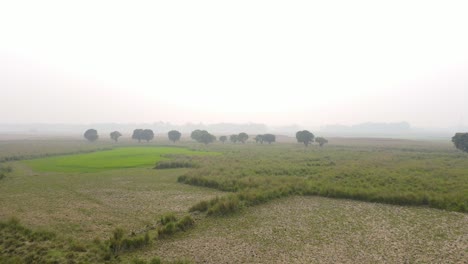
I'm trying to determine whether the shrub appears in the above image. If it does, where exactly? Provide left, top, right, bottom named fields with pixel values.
left=155, top=161, right=196, bottom=169
left=207, top=195, right=242, bottom=216
left=160, top=213, right=177, bottom=225
left=157, top=222, right=177, bottom=237
left=157, top=214, right=195, bottom=238
left=189, top=200, right=209, bottom=212
left=109, top=228, right=150, bottom=255
left=176, top=215, right=195, bottom=231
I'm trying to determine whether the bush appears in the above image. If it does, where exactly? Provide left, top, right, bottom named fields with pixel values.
left=189, top=200, right=209, bottom=212
left=157, top=222, right=177, bottom=237
left=176, top=215, right=195, bottom=231
left=160, top=213, right=177, bottom=225
left=155, top=161, right=196, bottom=169
left=157, top=214, right=195, bottom=238
left=109, top=228, right=151, bottom=255
left=207, top=195, right=242, bottom=216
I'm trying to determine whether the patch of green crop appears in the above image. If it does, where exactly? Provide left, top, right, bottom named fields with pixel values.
left=23, top=147, right=216, bottom=173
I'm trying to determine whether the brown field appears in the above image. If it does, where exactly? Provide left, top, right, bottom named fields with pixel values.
left=133, top=196, right=467, bottom=263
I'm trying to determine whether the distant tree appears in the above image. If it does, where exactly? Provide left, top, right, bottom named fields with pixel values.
left=254, top=135, right=264, bottom=144
left=262, top=134, right=276, bottom=144
left=296, top=130, right=315, bottom=147
left=315, top=137, right=328, bottom=147
left=132, top=129, right=144, bottom=143
left=452, top=133, right=468, bottom=153
left=168, top=130, right=181, bottom=143
left=199, top=131, right=216, bottom=145
left=84, top=129, right=98, bottom=142
left=110, top=131, right=122, bottom=142
left=219, top=136, right=227, bottom=143
left=238, top=132, right=249, bottom=143
left=191, top=129, right=203, bottom=142
left=142, top=129, right=154, bottom=142
left=230, top=134, right=239, bottom=143
left=191, top=130, right=216, bottom=145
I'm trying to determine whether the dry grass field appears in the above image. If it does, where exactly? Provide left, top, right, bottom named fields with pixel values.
left=136, top=196, right=467, bottom=263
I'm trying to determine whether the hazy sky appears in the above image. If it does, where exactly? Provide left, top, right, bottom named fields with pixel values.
left=1, top=0, right=467, bottom=128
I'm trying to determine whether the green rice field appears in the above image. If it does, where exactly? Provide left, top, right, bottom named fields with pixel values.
left=23, top=146, right=214, bottom=173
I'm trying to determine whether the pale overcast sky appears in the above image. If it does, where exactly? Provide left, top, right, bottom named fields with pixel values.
left=1, top=0, right=467, bottom=128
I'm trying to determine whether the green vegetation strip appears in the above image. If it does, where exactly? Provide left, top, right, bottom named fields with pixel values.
left=23, top=147, right=215, bottom=173
left=176, top=144, right=468, bottom=213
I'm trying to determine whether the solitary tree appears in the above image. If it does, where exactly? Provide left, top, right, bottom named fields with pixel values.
left=315, top=137, right=328, bottom=147
left=238, top=132, right=249, bottom=143
left=262, top=134, right=276, bottom=144
left=142, top=129, right=154, bottom=142
left=168, top=130, right=181, bottom=143
left=110, top=131, right=122, bottom=142
left=452, top=133, right=468, bottom=153
left=230, top=134, right=239, bottom=143
left=296, top=130, right=315, bottom=147
left=132, top=129, right=144, bottom=143
left=219, top=136, right=227, bottom=143
left=84, top=129, right=98, bottom=142
left=254, top=135, right=264, bottom=144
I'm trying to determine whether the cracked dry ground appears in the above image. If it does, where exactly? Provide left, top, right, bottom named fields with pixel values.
left=132, top=196, right=467, bottom=263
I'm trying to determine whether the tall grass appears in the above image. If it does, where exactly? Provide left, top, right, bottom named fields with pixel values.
left=157, top=214, right=195, bottom=237
left=109, top=228, right=151, bottom=255
left=179, top=143, right=468, bottom=212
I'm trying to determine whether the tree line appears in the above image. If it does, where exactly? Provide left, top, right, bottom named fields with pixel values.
left=83, top=128, right=331, bottom=147
left=84, top=128, right=468, bottom=152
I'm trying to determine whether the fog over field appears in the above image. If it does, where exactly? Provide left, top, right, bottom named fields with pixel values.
left=1, top=3, right=468, bottom=263
left=1, top=0, right=468, bottom=131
